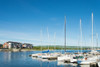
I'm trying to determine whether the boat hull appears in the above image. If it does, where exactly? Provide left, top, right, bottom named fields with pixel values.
left=57, top=55, right=70, bottom=62
left=77, top=60, right=96, bottom=65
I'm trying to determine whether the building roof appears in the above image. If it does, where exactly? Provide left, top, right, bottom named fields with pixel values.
left=4, top=41, right=33, bottom=46
left=7, top=41, right=22, bottom=44
left=23, top=43, right=33, bottom=45
left=0, top=44, right=3, bottom=45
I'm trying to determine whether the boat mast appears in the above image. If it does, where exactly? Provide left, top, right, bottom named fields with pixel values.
left=92, top=12, right=94, bottom=50
left=40, top=29, right=43, bottom=52
left=78, top=40, right=79, bottom=53
left=64, top=16, right=66, bottom=52
left=80, top=19, right=82, bottom=53
left=96, top=33, right=98, bottom=50
left=54, top=32, right=56, bottom=51
left=47, top=27, right=50, bottom=50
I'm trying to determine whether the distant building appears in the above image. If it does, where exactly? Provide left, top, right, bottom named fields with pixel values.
left=22, top=43, right=33, bottom=49
left=3, top=41, right=22, bottom=49
left=0, top=44, right=3, bottom=48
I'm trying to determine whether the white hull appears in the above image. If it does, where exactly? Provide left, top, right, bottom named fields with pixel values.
left=70, top=59, right=77, bottom=63
left=32, top=53, right=40, bottom=57
left=42, top=53, right=61, bottom=59
left=42, top=55, right=57, bottom=59
left=70, top=55, right=78, bottom=63
left=57, top=55, right=70, bottom=61
left=98, top=62, right=100, bottom=67
left=77, top=60, right=96, bottom=65
left=32, top=53, right=45, bottom=58
left=80, top=65, right=90, bottom=67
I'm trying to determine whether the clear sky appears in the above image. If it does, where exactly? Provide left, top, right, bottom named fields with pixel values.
left=0, top=0, right=100, bottom=46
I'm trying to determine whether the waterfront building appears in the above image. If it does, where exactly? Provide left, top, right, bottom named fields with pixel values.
left=3, top=41, right=22, bottom=49
left=0, top=44, right=3, bottom=48
left=22, top=43, right=33, bottom=49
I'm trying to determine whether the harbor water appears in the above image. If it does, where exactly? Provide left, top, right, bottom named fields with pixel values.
left=0, top=50, right=96, bottom=67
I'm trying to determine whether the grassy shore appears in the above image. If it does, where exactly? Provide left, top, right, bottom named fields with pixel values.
left=32, top=46, right=92, bottom=51
left=0, top=46, right=99, bottom=51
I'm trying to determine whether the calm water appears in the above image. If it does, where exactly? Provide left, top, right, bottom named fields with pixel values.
left=0, top=50, right=92, bottom=67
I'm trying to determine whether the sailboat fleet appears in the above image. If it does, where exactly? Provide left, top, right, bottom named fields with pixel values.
left=31, top=12, right=100, bottom=66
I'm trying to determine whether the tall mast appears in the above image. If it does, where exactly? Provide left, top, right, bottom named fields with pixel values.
left=54, top=32, right=56, bottom=50
left=92, top=12, right=93, bottom=50
left=96, top=33, right=98, bottom=50
left=47, top=27, right=49, bottom=50
left=78, top=40, right=79, bottom=53
left=40, top=29, right=43, bottom=52
left=80, top=19, right=82, bottom=53
left=64, top=16, right=66, bottom=52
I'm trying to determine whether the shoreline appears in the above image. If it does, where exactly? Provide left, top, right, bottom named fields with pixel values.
left=0, top=48, right=94, bottom=52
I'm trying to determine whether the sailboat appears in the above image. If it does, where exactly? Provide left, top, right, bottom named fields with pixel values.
left=69, top=19, right=83, bottom=63
left=32, top=29, right=44, bottom=58
left=32, top=29, right=50, bottom=58
left=77, top=12, right=99, bottom=65
left=90, top=12, right=98, bottom=53
left=41, top=28, right=58, bottom=60
left=37, top=29, right=45, bottom=58
left=41, top=27, right=50, bottom=59
left=57, top=16, right=71, bottom=62
left=50, top=32, right=61, bottom=57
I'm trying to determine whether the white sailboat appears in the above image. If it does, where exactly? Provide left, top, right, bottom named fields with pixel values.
left=51, top=32, right=61, bottom=57
left=57, top=16, right=71, bottom=62
left=37, top=29, right=44, bottom=58
left=70, top=54, right=78, bottom=63
left=77, top=12, right=98, bottom=65
left=32, top=29, right=44, bottom=58
left=41, top=27, right=50, bottom=59
left=32, top=29, right=51, bottom=58
left=90, top=12, right=97, bottom=53
left=77, top=56, right=97, bottom=65
left=69, top=18, right=83, bottom=63
left=31, top=53, right=42, bottom=58
left=41, top=28, right=59, bottom=60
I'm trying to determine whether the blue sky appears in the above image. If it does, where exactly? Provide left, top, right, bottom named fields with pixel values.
left=0, top=0, right=100, bottom=46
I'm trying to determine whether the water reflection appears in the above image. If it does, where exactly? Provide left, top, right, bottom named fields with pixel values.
left=57, top=61, right=77, bottom=67
left=79, top=65, right=90, bottom=67
left=2, top=51, right=28, bottom=62
left=0, top=51, right=93, bottom=67
left=3, top=52, right=11, bottom=62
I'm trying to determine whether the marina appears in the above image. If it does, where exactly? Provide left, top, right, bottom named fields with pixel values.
left=0, top=50, right=100, bottom=67
left=0, top=0, right=100, bottom=67
left=28, top=12, right=100, bottom=67
left=29, top=50, right=100, bottom=66
left=0, top=12, right=100, bottom=67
